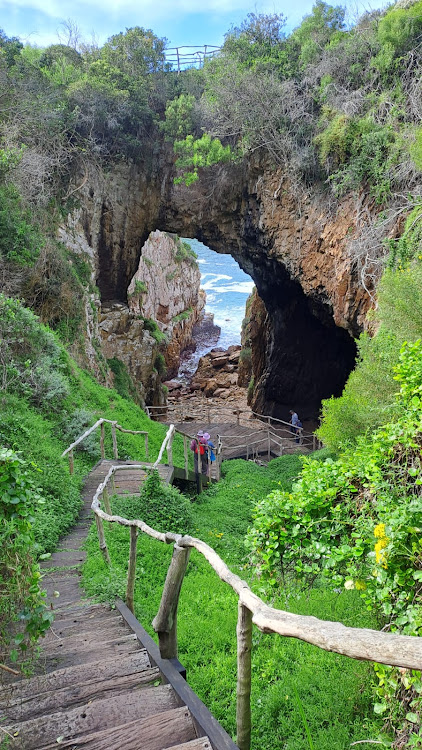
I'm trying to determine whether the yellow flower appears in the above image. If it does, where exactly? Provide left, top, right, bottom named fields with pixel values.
left=374, top=523, right=386, bottom=539
left=375, top=538, right=388, bottom=567
left=355, top=580, right=367, bottom=591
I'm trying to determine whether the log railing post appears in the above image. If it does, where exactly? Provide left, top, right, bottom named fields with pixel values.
left=102, top=487, right=111, bottom=515
left=100, top=421, right=105, bottom=459
left=68, top=449, right=74, bottom=475
left=111, top=422, right=118, bottom=459
left=267, top=428, right=271, bottom=460
left=167, top=431, right=174, bottom=469
left=95, top=515, right=110, bottom=565
left=236, top=602, right=252, bottom=750
left=183, top=435, right=189, bottom=479
left=152, top=544, right=191, bottom=659
left=126, top=525, right=138, bottom=614
left=236, top=409, right=240, bottom=426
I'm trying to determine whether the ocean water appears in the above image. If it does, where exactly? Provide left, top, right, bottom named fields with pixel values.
left=185, top=238, right=255, bottom=349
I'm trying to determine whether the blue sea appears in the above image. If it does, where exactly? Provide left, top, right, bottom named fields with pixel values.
left=185, top=238, right=254, bottom=349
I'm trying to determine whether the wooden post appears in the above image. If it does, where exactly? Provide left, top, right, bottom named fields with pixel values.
left=246, top=443, right=249, bottom=461
left=145, top=433, right=149, bottom=460
left=110, top=473, right=116, bottom=494
left=68, top=449, right=74, bottom=475
left=236, top=602, right=252, bottom=750
left=183, top=435, right=189, bottom=479
left=267, top=428, right=271, bottom=460
left=167, top=431, right=174, bottom=468
left=95, top=514, right=110, bottom=565
left=100, top=422, right=105, bottom=459
left=126, top=526, right=138, bottom=614
left=152, top=544, right=191, bottom=659
left=112, top=422, right=118, bottom=459
left=236, top=410, right=240, bottom=426
left=102, top=487, right=111, bottom=515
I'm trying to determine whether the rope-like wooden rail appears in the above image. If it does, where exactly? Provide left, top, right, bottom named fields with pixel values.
left=90, top=453, right=422, bottom=750
left=61, top=418, right=150, bottom=474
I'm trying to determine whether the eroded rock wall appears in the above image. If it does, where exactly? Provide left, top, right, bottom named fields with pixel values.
left=60, top=153, right=372, bottom=418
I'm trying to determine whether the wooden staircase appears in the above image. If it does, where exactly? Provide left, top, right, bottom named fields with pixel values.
left=0, top=461, right=237, bottom=750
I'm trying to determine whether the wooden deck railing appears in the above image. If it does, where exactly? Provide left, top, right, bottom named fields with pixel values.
left=145, top=402, right=319, bottom=447
left=90, top=460, right=422, bottom=750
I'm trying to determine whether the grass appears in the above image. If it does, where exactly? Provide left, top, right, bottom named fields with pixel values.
left=82, top=455, right=387, bottom=749
left=0, top=361, right=193, bottom=556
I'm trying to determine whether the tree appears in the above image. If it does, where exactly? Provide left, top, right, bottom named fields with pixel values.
left=291, top=1, right=346, bottom=67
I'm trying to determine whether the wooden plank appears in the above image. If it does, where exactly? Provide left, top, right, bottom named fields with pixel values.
left=6, top=684, right=178, bottom=749
left=42, top=616, right=125, bottom=641
left=117, top=600, right=239, bottom=750
left=39, top=705, right=196, bottom=750
left=30, top=636, right=141, bottom=672
left=41, top=622, right=130, bottom=649
left=169, top=739, right=212, bottom=750
left=0, top=650, right=152, bottom=699
left=4, top=667, right=161, bottom=721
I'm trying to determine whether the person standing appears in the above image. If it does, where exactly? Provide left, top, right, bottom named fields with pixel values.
left=190, top=430, right=209, bottom=492
left=289, top=410, right=302, bottom=443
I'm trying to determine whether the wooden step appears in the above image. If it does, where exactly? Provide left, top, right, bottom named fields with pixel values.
left=6, top=683, right=178, bottom=749
left=30, top=634, right=141, bottom=672
left=170, top=739, right=212, bottom=750
left=41, top=621, right=130, bottom=648
left=1, top=650, right=152, bottom=699
left=4, top=665, right=160, bottom=721
left=38, top=705, right=197, bottom=750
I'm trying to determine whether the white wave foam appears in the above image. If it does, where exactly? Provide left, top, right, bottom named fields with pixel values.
left=212, top=281, right=255, bottom=294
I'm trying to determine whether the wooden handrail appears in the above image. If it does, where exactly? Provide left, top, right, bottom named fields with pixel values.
left=61, top=418, right=149, bottom=473
left=146, top=402, right=317, bottom=444
left=91, top=467, right=422, bottom=750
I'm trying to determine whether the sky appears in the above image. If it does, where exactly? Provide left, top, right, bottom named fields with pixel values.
left=1, top=0, right=389, bottom=54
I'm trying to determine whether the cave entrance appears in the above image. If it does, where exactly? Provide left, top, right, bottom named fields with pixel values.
left=248, top=258, right=358, bottom=423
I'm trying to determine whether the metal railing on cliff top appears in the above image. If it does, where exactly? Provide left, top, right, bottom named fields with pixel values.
left=165, top=45, right=220, bottom=71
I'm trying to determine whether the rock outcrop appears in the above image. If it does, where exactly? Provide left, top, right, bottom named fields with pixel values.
left=127, top=231, right=204, bottom=378
left=59, top=151, right=377, bottom=418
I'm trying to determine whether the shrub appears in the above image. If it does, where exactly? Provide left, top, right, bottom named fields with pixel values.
left=0, top=449, right=53, bottom=666
left=107, top=357, right=139, bottom=402
left=247, top=341, right=422, bottom=741
left=130, top=469, right=193, bottom=533
left=0, top=294, right=69, bottom=410
left=0, top=184, right=42, bottom=266
left=154, top=352, right=167, bottom=376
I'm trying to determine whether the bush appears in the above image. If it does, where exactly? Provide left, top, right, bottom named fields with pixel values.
left=0, top=449, right=53, bottom=667
left=129, top=469, right=193, bottom=533
left=0, top=294, right=69, bottom=410
left=247, top=341, right=422, bottom=741
left=0, top=184, right=42, bottom=266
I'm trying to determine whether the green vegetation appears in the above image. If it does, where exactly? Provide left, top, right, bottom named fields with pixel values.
left=83, top=456, right=385, bottom=749
left=173, top=236, right=198, bottom=265
left=107, top=357, right=140, bottom=403
left=174, top=134, right=234, bottom=185
left=172, top=307, right=192, bottom=323
left=0, top=449, right=53, bottom=666
left=318, top=260, right=422, bottom=450
left=141, top=316, right=167, bottom=343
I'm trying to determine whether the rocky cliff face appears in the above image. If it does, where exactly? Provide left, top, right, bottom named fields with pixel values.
left=127, top=230, right=205, bottom=378
left=60, top=152, right=375, bottom=418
